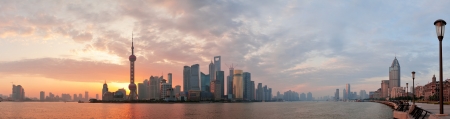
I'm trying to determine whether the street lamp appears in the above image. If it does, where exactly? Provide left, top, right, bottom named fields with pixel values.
left=412, top=71, right=415, bottom=105
left=434, top=19, right=446, bottom=114
left=406, top=83, right=409, bottom=102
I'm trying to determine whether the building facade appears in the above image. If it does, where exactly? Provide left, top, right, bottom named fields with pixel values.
left=233, top=70, right=244, bottom=100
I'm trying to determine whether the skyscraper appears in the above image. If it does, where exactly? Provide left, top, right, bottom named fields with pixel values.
left=183, top=66, right=191, bottom=92
left=233, top=70, right=244, bottom=100
left=149, top=76, right=162, bottom=99
left=128, top=34, right=138, bottom=100
left=228, top=66, right=234, bottom=96
left=307, top=92, right=312, bottom=101
left=243, top=72, right=251, bottom=100
left=216, top=71, right=225, bottom=98
left=12, top=85, right=25, bottom=101
left=168, top=73, right=172, bottom=84
left=256, top=83, right=262, bottom=101
left=102, top=81, right=108, bottom=99
left=85, top=91, right=89, bottom=101
left=214, top=56, right=221, bottom=71
left=190, top=64, right=200, bottom=91
left=335, top=89, right=339, bottom=101
left=200, top=72, right=210, bottom=92
left=343, top=89, right=346, bottom=100
left=345, top=84, right=351, bottom=99
left=209, top=60, right=215, bottom=83
left=300, top=93, right=306, bottom=101
left=250, top=81, right=255, bottom=101
left=389, top=57, right=401, bottom=88
left=381, top=80, right=389, bottom=98
left=138, top=83, right=146, bottom=99
left=40, top=91, right=45, bottom=101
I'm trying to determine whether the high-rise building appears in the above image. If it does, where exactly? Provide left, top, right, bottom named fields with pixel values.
left=214, top=56, right=221, bottom=71
left=201, top=72, right=210, bottom=92
left=12, top=85, right=25, bottom=101
left=102, top=81, right=108, bottom=99
left=40, top=91, right=45, bottom=101
left=250, top=81, right=255, bottom=100
left=345, top=84, right=351, bottom=100
left=335, top=89, right=339, bottom=101
left=127, top=34, right=138, bottom=100
left=168, top=73, right=172, bottom=84
left=263, top=85, right=268, bottom=101
left=381, top=80, right=389, bottom=98
left=359, top=90, right=367, bottom=99
left=183, top=66, right=190, bottom=92
left=161, top=79, right=172, bottom=99
left=307, top=92, right=313, bottom=101
left=268, top=88, right=272, bottom=101
left=389, top=57, right=401, bottom=88
left=149, top=76, right=162, bottom=99
left=175, top=85, right=181, bottom=95
left=300, top=93, right=306, bottom=101
left=243, top=72, right=251, bottom=100
left=211, top=80, right=222, bottom=100
left=85, top=91, right=89, bottom=101
left=233, top=70, right=244, bottom=100
left=138, top=83, right=146, bottom=99
left=209, top=61, right=215, bottom=83
left=343, top=89, right=346, bottom=100
left=96, top=94, right=99, bottom=99
left=228, top=66, right=235, bottom=96
left=256, top=83, right=263, bottom=101
left=216, top=71, right=225, bottom=98
left=190, top=64, right=200, bottom=91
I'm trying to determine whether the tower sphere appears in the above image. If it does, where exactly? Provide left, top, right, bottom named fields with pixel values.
left=129, top=55, right=136, bottom=61
left=128, top=83, right=137, bottom=90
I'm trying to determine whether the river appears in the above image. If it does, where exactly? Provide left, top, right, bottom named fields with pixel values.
left=0, top=101, right=393, bottom=119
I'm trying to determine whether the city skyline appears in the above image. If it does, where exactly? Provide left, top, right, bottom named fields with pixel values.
left=2, top=1, right=450, bottom=98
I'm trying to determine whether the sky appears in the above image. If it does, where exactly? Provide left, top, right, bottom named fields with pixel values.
left=2, top=0, right=450, bottom=99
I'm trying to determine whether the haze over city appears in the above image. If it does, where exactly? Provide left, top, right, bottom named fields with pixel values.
left=1, top=0, right=450, bottom=99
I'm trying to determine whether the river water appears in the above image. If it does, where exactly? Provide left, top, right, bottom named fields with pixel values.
left=0, top=101, right=393, bottom=119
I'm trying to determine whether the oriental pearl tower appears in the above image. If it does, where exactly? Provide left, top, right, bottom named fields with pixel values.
left=128, top=34, right=138, bottom=100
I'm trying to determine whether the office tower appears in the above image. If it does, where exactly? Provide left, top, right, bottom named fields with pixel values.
left=12, top=85, right=25, bottom=101
left=300, top=93, right=306, bottom=101
left=228, top=66, right=234, bottom=96
left=214, top=56, right=221, bottom=71
left=307, top=92, right=312, bottom=101
left=345, top=84, right=350, bottom=100
left=263, top=85, right=268, bottom=101
left=183, top=66, right=190, bottom=92
left=175, top=85, right=181, bottom=95
left=85, top=91, right=89, bottom=101
left=211, top=80, right=222, bottom=100
left=243, top=72, right=251, bottom=100
left=216, top=71, right=225, bottom=98
left=143, top=79, right=149, bottom=99
left=127, top=35, right=138, bottom=100
left=389, top=57, right=401, bottom=88
left=268, top=88, right=272, bottom=101
left=138, top=83, right=146, bottom=99
left=102, top=81, right=108, bottom=99
left=381, top=80, right=389, bottom=98
left=73, top=94, right=77, bottom=101
left=79, top=94, right=82, bottom=100
left=201, top=72, right=210, bottom=92
left=161, top=79, right=172, bottom=99
left=250, top=81, right=255, bottom=100
left=168, top=73, right=172, bottom=84
left=359, top=90, right=367, bottom=99
left=40, top=91, right=45, bottom=101
left=335, top=89, right=339, bottom=101
left=209, top=61, right=215, bottom=82
left=96, top=94, right=99, bottom=99
left=149, top=76, right=162, bottom=99
left=256, top=83, right=263, bottom=101
left=343, top=89, right=346, bottom=100
left=190, top=64, right=200, bottom=90
left=233, top=70, right=244, bottom=100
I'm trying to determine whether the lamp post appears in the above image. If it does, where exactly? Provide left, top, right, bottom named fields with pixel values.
left=434, top=19, right=446, bottom=114
left=412, top=71, right=415, bottom=105
left=406, top=83, right=409, bottom=102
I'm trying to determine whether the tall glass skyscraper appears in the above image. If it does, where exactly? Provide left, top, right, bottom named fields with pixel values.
left=183, top=66, right=190, bottom=92
left=190, top=64, right=200, bottom=91
left=243, top=72, right=251, bottom=100
left=200, top=72, right=210, bottom=92
left=216, top=71, right=225, bottom=98
left=233, top=70, right=244, bottom=100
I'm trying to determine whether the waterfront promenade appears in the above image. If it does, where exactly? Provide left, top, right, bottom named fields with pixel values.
left=415, top=103, right=450, bottom=119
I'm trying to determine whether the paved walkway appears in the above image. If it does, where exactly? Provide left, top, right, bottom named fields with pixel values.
left=414, top=103, right=450, bottom=119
